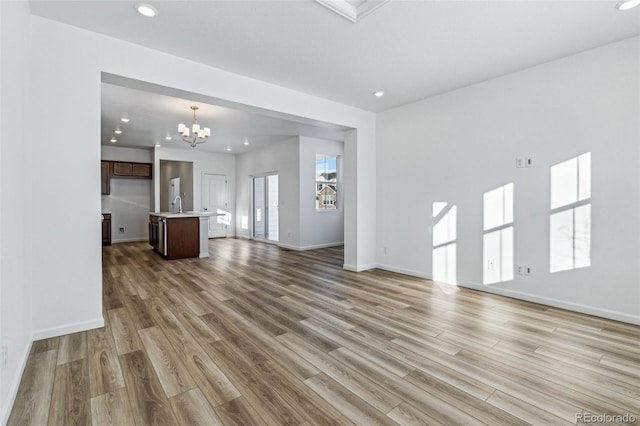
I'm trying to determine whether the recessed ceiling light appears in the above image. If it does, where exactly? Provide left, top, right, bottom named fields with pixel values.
left=154, top=143, right=161, bottom=148
left=373, top=90, right=385, bottom=97
left=165, top=135, right=172, bottom=141
left=114, top=128, right=123, bottom=134
left=109, top=137, right=117, bottom=143
left=135, top=3, right=158, bottom=17
left=244, top=138, right=250, bottom=146
left=226, top=146, right=232, bottom=152
left=120, top=117, right=130, bottom=123
left=617, top=0, right=640, bottom=10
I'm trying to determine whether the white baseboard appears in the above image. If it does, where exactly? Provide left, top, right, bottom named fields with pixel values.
left=111, top=237, right=148, bottom=244
left=279, top=241, right=344, bottom=251
left=1, top=339, right=33, bottom=425
left=32, top=317, right=105, bottom=341
left=376, top=263, right=433, bottom=280
left=455, top=280, right=640, bottom=326
left=343, top=263, right=377, bottom=272
left=375, top=262, right=639, bottom=325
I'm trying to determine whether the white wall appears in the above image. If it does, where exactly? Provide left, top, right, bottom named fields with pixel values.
left=1, top=1, right=34, bottom=422
left=236, top=138, right=301, bottom=246
left=377, top=37, right=640, bottom=324
left=3, top=12, right=376, bottom=419
left=101, top=146, right=153, bottom=243
left=154, top=147, right=236, bottom=237
left=26, top=14, right=374, bottom=348
left=299, top=136, right=344, bottom=249
left=235, top=136, right=344, bottom=250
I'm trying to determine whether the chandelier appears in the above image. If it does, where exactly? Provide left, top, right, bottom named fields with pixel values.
left=178, top=106, right=210, bottom=148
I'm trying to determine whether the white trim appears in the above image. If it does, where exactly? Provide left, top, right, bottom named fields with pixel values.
left=343, top=263, right=376, bottom=272
left=32, top=317, right=104, bottom=341
left=376, top=263, right=639, bottom=326
left=279, top=241, right=344, bottom=251
left=455, top=280, right=640, bottom=326
left=110, top=237, right=148, bottom=244
left=1, top=340, right=33, bottom=426
left=376, top=263, right=433, bottom=280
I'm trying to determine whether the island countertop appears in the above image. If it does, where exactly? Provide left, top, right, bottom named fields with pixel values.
left=149, top=211, right=224, bottom=219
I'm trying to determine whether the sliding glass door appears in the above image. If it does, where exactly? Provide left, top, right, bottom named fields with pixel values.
left=253, top=174, right=279, bottom=242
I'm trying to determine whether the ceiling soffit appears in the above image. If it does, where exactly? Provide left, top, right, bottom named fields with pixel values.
left=314, top=0, right=390, bottom=22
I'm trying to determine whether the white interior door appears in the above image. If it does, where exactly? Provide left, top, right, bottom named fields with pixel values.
left=203, top=173, right=228, bottom=238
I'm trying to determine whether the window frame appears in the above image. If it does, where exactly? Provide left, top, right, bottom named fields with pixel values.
left=315, top=154, right=339, bottom=211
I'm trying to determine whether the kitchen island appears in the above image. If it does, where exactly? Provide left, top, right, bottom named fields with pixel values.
left=149, top=211, right=221, bottom=260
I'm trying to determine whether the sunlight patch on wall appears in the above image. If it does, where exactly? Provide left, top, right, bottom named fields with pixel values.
left=217, top=209, right=232, bottom=226
left=432, top=203, right=456, bottom=284
left=550, top=153, right=591, bottom=273
left=432, top=202, right=448, bottom=218
left=483, top=183, right=514, bottom=285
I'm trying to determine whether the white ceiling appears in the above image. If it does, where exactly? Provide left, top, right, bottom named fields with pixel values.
left=30, top=1, right=640, bottom=153
left=101, top=79, right=347, bottom=153
left=30, top=0, right=640, bottom=113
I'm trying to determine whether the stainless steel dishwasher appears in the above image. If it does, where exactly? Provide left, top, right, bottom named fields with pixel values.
left=149, top=216, right=167, bottom=256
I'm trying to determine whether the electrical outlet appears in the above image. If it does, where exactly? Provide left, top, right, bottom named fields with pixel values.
left=119, top=227, right=125, bottom=233
left=516, top=265, right=524, bottom=275
left=515, top=157, right=524, bottom=168
left=525, top=266, right=533, bottom=276
left=487, top=260, right=495, bottom=270
left=2, top=343, right=7, bottom=366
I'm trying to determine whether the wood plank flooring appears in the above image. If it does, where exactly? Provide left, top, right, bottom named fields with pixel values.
left=8, top=239, right=640, bottom=425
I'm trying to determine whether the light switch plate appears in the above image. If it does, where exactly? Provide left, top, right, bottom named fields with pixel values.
left=525, top=156, right=534, bottom=168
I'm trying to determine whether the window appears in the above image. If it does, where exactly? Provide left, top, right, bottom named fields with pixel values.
left=432, top=203, right=457, bottom=284
left=550, top=152, right=591, bottom=272
left=316, top=154, right=338, bottom=210
left=483, top=183, right=514, bottom=285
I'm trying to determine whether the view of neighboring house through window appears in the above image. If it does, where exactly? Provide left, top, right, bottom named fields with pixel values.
left=432, top=202, right=457, bottom=284
left=550, top=152, right=591, bottom=273
left=483, top=183, right=514, bottom=285
left=316, top=154, right=338, bottom=210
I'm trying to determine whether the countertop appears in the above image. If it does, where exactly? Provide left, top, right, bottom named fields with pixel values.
left=149, top=211, right=223, bottom=218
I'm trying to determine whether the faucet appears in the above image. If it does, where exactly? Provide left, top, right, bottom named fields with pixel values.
left=172, top=195, right=183, bottom=213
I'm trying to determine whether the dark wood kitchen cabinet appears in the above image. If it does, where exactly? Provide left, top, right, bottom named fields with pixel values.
left=101, top=161, right=110, bottom=195
left=111, top=161, right=152, bottom=179
left=102, top=213, right=111, bottom=246
left=166, top=217, right=199, bottom=260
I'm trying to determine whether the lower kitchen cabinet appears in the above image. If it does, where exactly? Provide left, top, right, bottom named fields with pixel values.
left=166, top=217, right=199, bottom=260
left=102, top=213, right=111, bottom=246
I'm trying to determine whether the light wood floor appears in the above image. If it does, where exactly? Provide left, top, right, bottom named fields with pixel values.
left=8, top=239, right=640, bottom=425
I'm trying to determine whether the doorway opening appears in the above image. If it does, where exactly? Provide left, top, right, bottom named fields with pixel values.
left=160, top=160, right=194, bottom=212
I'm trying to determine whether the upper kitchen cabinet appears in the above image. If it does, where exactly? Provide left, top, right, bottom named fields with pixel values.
left=111, top=161, right=152, bottom=179
left=101, top=161, right=110, bottom=194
